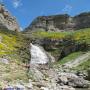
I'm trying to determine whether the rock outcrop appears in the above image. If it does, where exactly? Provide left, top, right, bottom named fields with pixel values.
left=0, top=4, right=20, bottom=31
left=31, top=38, right=87, bottom=61
left=25, top=12, right=90, bottom=32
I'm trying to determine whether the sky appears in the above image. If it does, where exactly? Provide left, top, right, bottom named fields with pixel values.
left=1, top=0, right=90, bottom=30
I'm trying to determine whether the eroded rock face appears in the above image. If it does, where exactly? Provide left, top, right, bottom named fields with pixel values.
left=25, top=12, right=90, bottom=32
left=74, top=12, right=90, bottom=29
left=0, top=4, right=20, bottom=31
left=31, top=38, right=87, bottom=61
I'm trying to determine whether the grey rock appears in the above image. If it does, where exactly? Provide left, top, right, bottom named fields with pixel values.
left=25, top=12, right=90, bottom=32
left=0, top=4, right=20, bottom=31
left=68, top=77, right=89, bottom=88
left=57, top=72, right=89, bottom=88
left=14, top=84, right=25, bottom=90
left=0, top=58, right=9, bottom=64
left=40, top=87, right=49, bottom=90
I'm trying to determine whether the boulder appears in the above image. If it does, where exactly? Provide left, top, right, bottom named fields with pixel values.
left=68, top=77, right=89, bottom=88
left=57, top=73, right=89, bottom=88
left=40, top=87, right=49, bottom=90
left=0, top=4, right=20, bottom=31
left=14, top=84, right=25, bottom=90
left=0, top=58, right=9, bottom=64
left=57, top=76, right=68, bottom=85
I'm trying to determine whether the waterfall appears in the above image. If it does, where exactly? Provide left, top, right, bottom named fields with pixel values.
left=30, top=43, right=49, bottom=65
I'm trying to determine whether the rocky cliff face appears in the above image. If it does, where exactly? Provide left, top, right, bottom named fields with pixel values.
left=25, top=12, right=90, bottom=32
left=0, top=4, right=20, bottom=31
left=74, top=12, right=90, bottom=29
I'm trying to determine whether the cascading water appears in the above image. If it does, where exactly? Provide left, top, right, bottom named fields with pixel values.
left=30, top=43, right=49, bottom=65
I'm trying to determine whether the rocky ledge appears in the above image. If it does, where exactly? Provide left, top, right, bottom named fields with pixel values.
left=25, top=12, right=90, bottom=32
left=0, top=4, right=20, bottom=31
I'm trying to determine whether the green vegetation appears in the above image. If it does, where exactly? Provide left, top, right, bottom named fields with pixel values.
left=0, top=62, right=28, bottom=82
left=32, top=28, right=90, bottom=44
left=0, top=33, right=17, bottom=55
left=0, top=29, right=30, bottom=84
left=32, top=28, right=90, bottom=68
left=73, top=28, right=90, bottom=44
left=73, top=59, right=90, bottom=71
left=0, top=29, right=30, bottom=63
left=0, top=27, right=90, bottom=84
left=55, top=51, right=84, bottom=65
left=32, top=30, right=70, bottom=39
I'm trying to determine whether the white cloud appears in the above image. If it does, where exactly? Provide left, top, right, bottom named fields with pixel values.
left=0, top=0, right=3, bottom=3
left=62, top=5, right=72, bottom=13
left=20, top=27, right=23, bottom=31
left=12, top=0, right=23, bottom=9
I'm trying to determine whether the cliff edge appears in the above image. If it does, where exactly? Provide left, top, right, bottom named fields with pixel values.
left=0, top=4, right=20, bottom=31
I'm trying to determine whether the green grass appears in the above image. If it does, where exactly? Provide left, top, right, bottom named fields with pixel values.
left=32, top=28, right=90, bottom=67
left=55, top=51, right=84, bottom=65
left=32, top=28, right=90, bottom=44
left=0, top=62, right=28, bottom=87
left=73, top=59, right=90, bottom=71
left=32, top=30, right=70, bottom=39
left=0, top=28, right=90, bottom=84
left=0, top=30, right=19, bottom=55
left=0, top=29, right=29, bottom=84
left=73, top=28, right=90, bottom=44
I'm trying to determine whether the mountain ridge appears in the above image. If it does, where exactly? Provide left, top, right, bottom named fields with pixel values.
left=25, top=12, right=90, bottom=32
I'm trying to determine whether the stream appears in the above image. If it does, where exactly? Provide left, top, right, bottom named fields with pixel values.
left=29, top=43, right=90, bottom=90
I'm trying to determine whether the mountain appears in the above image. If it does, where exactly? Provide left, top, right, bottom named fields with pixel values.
left=25, top=12, right=90, bottom=32
left=0, top=4, right=90, bottom=90
left=0, top=4, right=20, bottom=31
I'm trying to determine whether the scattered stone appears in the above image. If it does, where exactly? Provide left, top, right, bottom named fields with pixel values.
left=3, top=85, right=14, bottom=90
left=14, top=84, right=25, bottom=90
left=58, top=76, right=68, bottom=85
left=0, top=58, right=9, bottom=64
left=40, top=87, right=49, bottom=90
left=68, top=77, right=89, bottom=88
left=59, top=85, right=75, bottom=90
left=25, top=83, right=33, bottom=90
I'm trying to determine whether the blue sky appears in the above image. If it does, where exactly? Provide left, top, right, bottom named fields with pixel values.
left=1, top=0, right=90, bottom=29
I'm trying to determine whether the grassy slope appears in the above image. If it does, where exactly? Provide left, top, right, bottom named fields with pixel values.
left=55, top=51, right=84, bottom=65
left=0, top=30, right=29, bottom=86
left=32, top=28, right=90, bottom=67
left=31, top=28, right=90, bottom=71
left=32, top=28, right=90, bottom=44
left=0, top=28, right=90, bottom=85
left=73, top=59, right=90, bottom=71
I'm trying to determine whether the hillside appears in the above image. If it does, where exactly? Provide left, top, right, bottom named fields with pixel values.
left=0, top=29, right=31, bottom=87
left=25, top=12, right=90, bottom=32
left=0, top=28, right=90, bottom=89
left=0, top=4, right=20, bottom=31
left=0, top=5, right=90, bottom=89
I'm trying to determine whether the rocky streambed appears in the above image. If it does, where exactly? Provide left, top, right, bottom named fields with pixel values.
left=1, top=67, right=90, bottom=90
left=1, top=69, right=90, bottom=90
left=27, top=43, right=90, bottom=90
left=1, top=44, right=90, bottom=90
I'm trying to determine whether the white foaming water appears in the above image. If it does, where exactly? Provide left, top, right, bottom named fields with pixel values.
left=30, top=43, right=49, bottom=65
